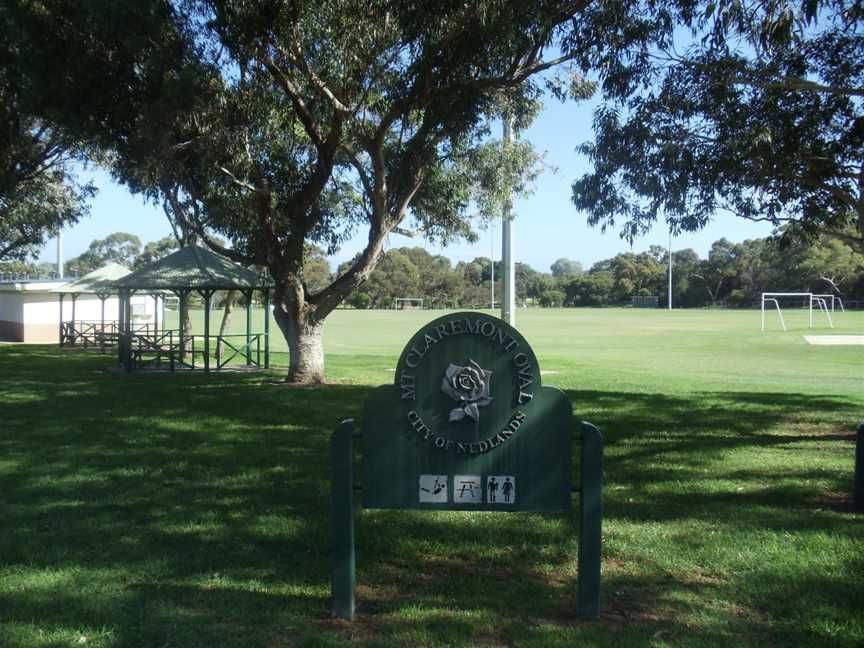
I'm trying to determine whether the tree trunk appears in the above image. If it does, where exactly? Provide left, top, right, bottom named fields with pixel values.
left=273, top=302, right=325, bottom=384
left=216, top=290, right=235, bottom=357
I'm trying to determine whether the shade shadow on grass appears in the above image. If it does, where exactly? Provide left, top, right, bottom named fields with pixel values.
left=0, top=347, right=862, bottom=647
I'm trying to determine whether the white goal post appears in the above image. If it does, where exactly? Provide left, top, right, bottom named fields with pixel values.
left=761, top=292, right=835, bottom=331
left=393, top=297, right=424, bottom=310
left=811, top=294, right=845, bottom=313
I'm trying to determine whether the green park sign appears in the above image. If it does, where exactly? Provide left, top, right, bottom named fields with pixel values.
left=330, top=312, right=603, bottom=619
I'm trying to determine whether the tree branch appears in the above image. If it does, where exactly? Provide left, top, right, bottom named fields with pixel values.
left=218, top=166, right=256, bottom=192
left=309, top=219, right=389, bottom=316
left=285, top=39, right=352, bottom=114
left=340, top=146, right=373, bottom=198
left=186, top=212, right=257, bottom=265
left=261, top=56, right=323, bottom=147
left=392, top=226, right=423, bottom=238
left=730, top=74, right=864, bottom=98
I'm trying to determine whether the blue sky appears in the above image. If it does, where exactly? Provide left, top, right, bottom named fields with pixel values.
left=39, top=95, right=772, bottom=274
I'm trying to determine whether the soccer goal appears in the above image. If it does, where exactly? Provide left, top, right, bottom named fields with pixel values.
left=761, top=292, right=834, bottom=331
left=393, top=297, right=424, bottom=310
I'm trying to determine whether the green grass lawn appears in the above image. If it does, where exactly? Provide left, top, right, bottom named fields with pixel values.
left=1, top=308, right=862, bottom=647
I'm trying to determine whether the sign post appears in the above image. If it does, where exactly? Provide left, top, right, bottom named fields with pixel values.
left=330, top=312, right=603, bottom=619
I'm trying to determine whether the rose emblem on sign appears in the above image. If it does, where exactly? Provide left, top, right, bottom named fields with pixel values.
left=441, top=359, right=493, bottom=422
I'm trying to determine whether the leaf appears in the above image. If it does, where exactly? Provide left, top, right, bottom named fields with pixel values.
left=465, top=403, right=479, bottom=421
left=449, top=408, right=466, bottom=422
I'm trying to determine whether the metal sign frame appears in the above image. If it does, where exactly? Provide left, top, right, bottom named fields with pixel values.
left=329, top=419, right=603, bottom=620
left=328, top=312, right=603, bottom=620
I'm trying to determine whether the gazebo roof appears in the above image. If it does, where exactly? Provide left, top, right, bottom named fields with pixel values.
left=113, top=244, right=267, bottom=291
left=51, top=263, right=131, bottom=294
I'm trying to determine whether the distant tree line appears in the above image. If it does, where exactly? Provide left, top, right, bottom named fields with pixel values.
left=4, top=228, right=862, bottom=309
left=339, top=233, right=864, bottom=309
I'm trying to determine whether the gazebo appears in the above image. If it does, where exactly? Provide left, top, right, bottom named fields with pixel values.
left=113, top=245, right=272, bottom=372
left=52, top=263, right=164, bottom=350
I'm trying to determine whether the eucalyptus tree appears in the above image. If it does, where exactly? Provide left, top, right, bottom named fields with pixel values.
left=80, top=0, right=592, bottom=382
left=550, top=258, right=583, bottom=279
left=571, top=1, right=864, bottom=253
left=134, top=237, right=181, bottom=270
left=65, top=233, right=143, bottom=276
left=174, top=1, right=599, bottom=382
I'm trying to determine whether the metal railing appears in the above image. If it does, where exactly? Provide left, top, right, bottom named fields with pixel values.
left=215, top=334, right=263, bottom=369
left=128, top=329, right=184, bottom=370
left=61, top=320, right=157, bottom=349
left=124, top=331, right=265, bottom=371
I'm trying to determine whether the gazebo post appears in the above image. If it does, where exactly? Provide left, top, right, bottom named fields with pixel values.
left=99, top=294, right=107, bottom=353
left=117, top=289, right=124, bottom=365
left=245, top=290, right=252, bottom=365
left=59, top=293, right=65, bottom=346
left=201, top=289, right=213, bottom=373
left=70, top=294, right=78, bottom=345
left=118, top=289, right=127, bottom=369
left=153, top=294, right=159, bottom=339
left=262, top=290, right=270, bottom=369
left=124, top=290, right=135, bottom=371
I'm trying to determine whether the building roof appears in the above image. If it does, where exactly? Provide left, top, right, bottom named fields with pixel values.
left=113, top=245, right=267, bottom=291
left=0, top=279, right=69, bottom=294
left=51, top=263, right=131, bottom=294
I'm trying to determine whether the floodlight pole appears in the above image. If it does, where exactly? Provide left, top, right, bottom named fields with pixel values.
left=501, top=116, right=516, bottom=327
left=667, top=228, right=673, bottom=310
left=57, top=231, right=64, bottom=279
left=490, top=221, right=495, bottom=310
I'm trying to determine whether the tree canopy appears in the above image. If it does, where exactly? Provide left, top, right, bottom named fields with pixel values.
left=0, top=3, right=95, bottom=261
left=65, top=232, right=143, bottom=276
left=571, top=1, right=864, bottom=252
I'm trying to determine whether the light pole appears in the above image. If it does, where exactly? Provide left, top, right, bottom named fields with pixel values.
left=490, top=221, right=495, bottom=310
left=501, top=116, right=516, bottom=327
left=667, top=228, right=673, bottom=310
left=57, top=231, right=64, bottom=279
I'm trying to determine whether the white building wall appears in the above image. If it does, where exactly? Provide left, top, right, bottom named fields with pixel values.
left=27, top=294, right=107, bottom=323
left=129, top=294, right=162, bottom=322
left=0, top=288, right=165, bottom=343
left=55, top=294, right=162, bottom=323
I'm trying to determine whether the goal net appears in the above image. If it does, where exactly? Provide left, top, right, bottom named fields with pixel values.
left=631, top=295, right=659, bottom=308
left=393, top=297, right=424, bottom=310
left=761, top=292, right=835, bottom=331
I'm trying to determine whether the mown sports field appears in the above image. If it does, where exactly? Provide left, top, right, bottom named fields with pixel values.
left=1, top=308, right=862, bottom=647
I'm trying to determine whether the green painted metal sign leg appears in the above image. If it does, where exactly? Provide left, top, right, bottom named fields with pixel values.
left=854, top=422, right=864, bottom=512
left=577, top=421, right=603, bottom=620
left=331, top=419, right=356, bottom=620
